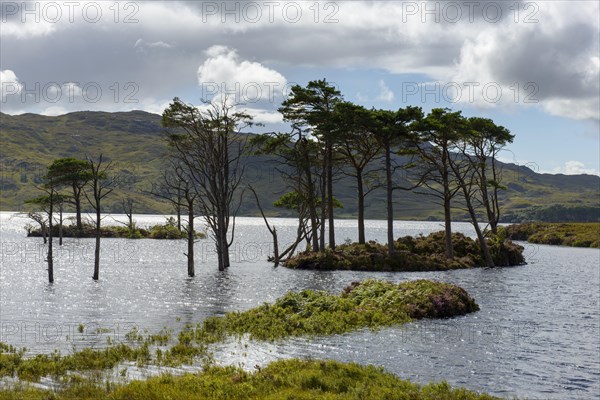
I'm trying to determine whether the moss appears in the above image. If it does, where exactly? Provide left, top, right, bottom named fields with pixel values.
left=284, top=231, right=525, bottom=271
left=501, top=222, right=600, bottom=248
left=0, top=358, right=500, bottom=400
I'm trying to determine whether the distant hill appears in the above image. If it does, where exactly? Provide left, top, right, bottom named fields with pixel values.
left=1, top=111, right=598, bottom=222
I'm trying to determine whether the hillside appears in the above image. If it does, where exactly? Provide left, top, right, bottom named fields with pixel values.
left=1, top=111, right=598, bottom=222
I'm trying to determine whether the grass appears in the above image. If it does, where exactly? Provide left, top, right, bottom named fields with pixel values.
left=0, top=280, right=479, bottom=382
left=501, top=222, right=600, bottom=248
left=284, top=232, right=525, bottom=271
left=0, top=358, right=500, bottom=400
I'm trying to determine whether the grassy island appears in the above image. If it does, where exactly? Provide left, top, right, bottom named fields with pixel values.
left=1, top=280, right=479, bottom=392
left=501, top=222, right=600, bottom=248
left=284, top=232, right=525, bottom=271
left=26, top=221, right=205, bottom=240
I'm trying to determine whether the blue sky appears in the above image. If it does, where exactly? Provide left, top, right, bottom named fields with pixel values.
left=1, top=1, right=598, bottom=175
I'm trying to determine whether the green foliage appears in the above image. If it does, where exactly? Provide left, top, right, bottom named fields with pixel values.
left=275, top=191, right=343, bottom=210
left=285, top=232, right=525, bottom=271
left=501, top=222, right=600, bottom=248
left=0, top=359, right=500, bottom=400
left=198, top=279, right=479, bottom=342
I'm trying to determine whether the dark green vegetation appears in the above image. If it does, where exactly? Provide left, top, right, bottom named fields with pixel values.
left=285, top=232, right=525, bottom=271
left=502, top=222, right=600, bottom=248
left=199, top=279, right=479, bottom=340
left=0, top=359, right=499, bottom=400
left=1, top=111, right=598, bottom=222
left=0, top=280, right=478, bottom=382
left=26, top=221, right=206, bottom=240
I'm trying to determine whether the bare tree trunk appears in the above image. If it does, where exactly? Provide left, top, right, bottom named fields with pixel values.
left=357, top=169, right=366, bottom=245
left=176, top=201, right=182, bottom=231
left=326, top=144, right=335, bottom=249
left=74, top=184, right=82, bottom=233
left=443, top=195, right=454, bottom=260
left=320, top=172, right=326, bottom=251
left=41, top=223, right=47, bottom=244
left=468, top=205, right=494, bottom=267
left=93, top=206, right=100, bottom=280
left=187, top=202, right=194, bottom=277
left=216, top=212, right=229, bottom=271
left=385, top=145, right=395, bottom=256
left=441, top=152, right=454, bottom=260
left=454, top=168, right=494, bottom=267
left=58, top=202, right=63, bottom=246
left=48, top=193, right=54, bottom=283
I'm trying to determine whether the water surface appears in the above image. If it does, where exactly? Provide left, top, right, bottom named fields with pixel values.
left=0, top=212, right=598, bottom=399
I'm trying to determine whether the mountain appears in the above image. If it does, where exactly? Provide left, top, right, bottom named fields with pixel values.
left=1, top=111, right=598, bottom=222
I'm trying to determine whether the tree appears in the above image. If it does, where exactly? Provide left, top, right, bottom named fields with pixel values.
left=151, top=159, right=198, bottom=277
left=248, top=186, right=307, bottom=266
left=279, top=79, right=342, bottom=249
left=371, top=106, right=423, bottom=256
left=448, top=134, right=495, bottom=267
left=84, top=154, right=118, bottom=281
left=25, top=170, right=63, bottom=283
left=465, top=117, right=514, bottom=233
left=162, top=98, right=253, bottom=271
left=46, top=158, right=92, bottom=234
left=334, top=102, right=382, bottom=244
left=251, top=128, right=323, bottom=252
left=412, top=108, right=464, bottom=260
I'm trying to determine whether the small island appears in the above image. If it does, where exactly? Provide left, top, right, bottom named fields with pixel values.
left=284, top=232, right=525, bottom=271
left=501, top=222, right=600, bottom=248
left=26, top=218, right=206, bottom=240
left=1, top=279, right=494, bottom=399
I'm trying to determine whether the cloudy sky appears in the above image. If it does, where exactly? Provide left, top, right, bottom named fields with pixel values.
left=1, top=1, right=599, bottom=175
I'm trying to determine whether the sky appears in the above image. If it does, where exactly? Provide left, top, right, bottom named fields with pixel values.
left=1, top=0, right=599, bottom=175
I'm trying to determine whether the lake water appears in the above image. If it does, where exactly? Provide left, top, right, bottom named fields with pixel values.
left=0, top=212, right=598, bottom=399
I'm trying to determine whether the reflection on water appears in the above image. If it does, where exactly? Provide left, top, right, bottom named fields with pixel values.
left=0, top=212, right=599, bottom=399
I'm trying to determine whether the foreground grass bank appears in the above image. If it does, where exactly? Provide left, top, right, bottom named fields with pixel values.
left=501, top=222, right=600, bottom=248
left=0, top=280, right=478, bottom=383
left=0, top=359, right=499, bottom=400
left=285, top=232, right=525, bottom=271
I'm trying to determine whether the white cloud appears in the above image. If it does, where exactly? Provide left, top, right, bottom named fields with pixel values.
left=240, top=107, right=283, bottom=124
left=40, top=106, right=69, bottom=116
left=197, top=45, right=287, bottom=104
left=376, top=80, right=394, bottom=102
left=134, top=39, right=173, bottom=52
left=551, top=161, right=600, bottom=176
left=0, top=70, right=22, bottom=99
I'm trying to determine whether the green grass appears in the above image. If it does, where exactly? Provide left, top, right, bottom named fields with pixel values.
left=284, top=232, right=525, bottom=271
left=501, top=222, right=600, bottom=248
left=0, top=359, right=500, bottom=400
